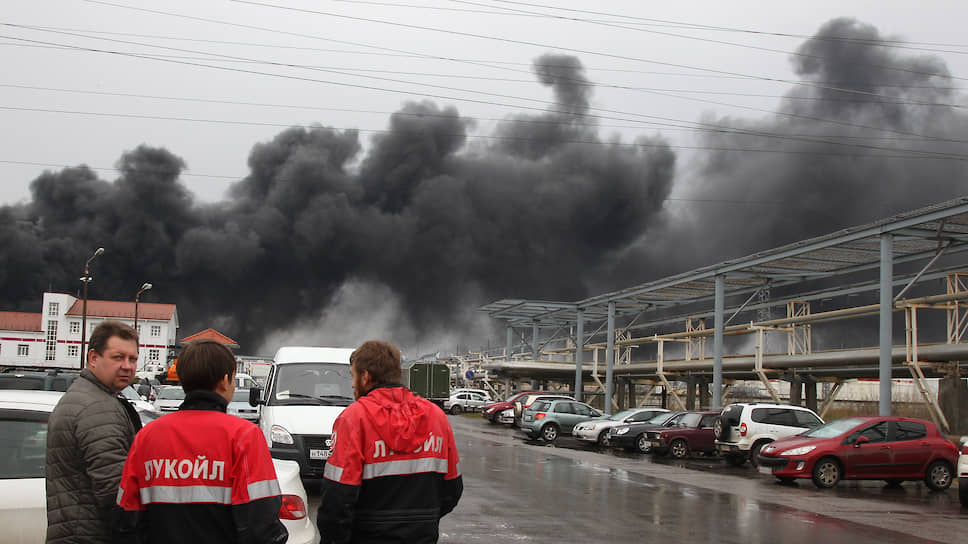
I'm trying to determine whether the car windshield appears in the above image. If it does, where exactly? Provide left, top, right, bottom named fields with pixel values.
left=801, top=417, right=866, bottom=438
left=158, top=388, right=185, bottom=400
left=0, top=376, right=45, bottom=390
left=120, top=386, right=144, bottom=401
left=232, top=389, right=250, bottom=402
left=269, top=363, right=354, bottom=406
left=0, top=409, right=48, bottom=479
left=647, top=412, right=675, bottom=424
left=608, top=409, right=638, bottom=421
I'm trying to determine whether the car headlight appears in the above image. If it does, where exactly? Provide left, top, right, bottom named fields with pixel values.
left=270, top=425, right=294, bottom=445
left=614, top=427, right=630, bottom=435
left=780, top=445, right=816, bottom=456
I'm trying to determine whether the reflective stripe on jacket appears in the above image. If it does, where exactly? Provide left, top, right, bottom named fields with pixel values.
left=318, top=384, right=463, bottom=544
left=116, top=390, right=287, bottom=544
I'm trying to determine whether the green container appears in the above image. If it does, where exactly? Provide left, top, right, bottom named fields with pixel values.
left=402, top=361, right=450, bottom=404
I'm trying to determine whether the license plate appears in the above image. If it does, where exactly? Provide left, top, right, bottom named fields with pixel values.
left=651, top=441, right=662, bottom=447
left=309, top=448, right=330, bottom=460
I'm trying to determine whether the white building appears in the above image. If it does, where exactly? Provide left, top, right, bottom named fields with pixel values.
left=0, top=292, right=178, bottom=371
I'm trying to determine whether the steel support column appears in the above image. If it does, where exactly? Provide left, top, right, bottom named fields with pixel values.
left=880, top=233, right=893, bottom=416
left=532, top=322, right=539, bottom=360
left=531, top=321, right=539, bottom=390
left=713, top=274, right=725, bottom=410
left=506, top=326, right=513, bottom=362
left=575, top=308, right=584, bottom=403
left=605, top=301, right=616, bottom=415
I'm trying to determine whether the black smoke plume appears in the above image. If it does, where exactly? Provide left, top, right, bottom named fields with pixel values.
left=3, top=20, right=967, bottom=354
left=608, top=17, right=968, bottom=288
left=0, top=52, right=675, bottom=353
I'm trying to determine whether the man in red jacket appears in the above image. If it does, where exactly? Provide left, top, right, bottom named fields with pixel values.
left=115, top=339, right=288, bottom=544
left=318, top=340, right=463, bottom=544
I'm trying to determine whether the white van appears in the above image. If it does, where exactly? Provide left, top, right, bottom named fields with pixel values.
left=249, top=346, right=355, bottom=479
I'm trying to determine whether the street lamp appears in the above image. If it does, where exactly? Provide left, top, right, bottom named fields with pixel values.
left=79, top=247, right=105, bottom=369
left=134, top=282, right=152, bottom=330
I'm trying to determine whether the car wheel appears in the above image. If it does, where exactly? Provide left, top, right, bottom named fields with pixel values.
left=924, top=459, right=953, bottom=491
left=541, top=423, right=560, bottom=442
left=960, top=477, right=968, bottom=507
left=713, top=416, right=729, bottom=440
left=749, top=440, right=770, bottom=468
left=812, top=457, right=841, bottom=489
left=670, top=438, right=690, bottom=459
left=597, top=430, right=610, bottom=446
left=450, top=404, right=462, bottom=415
left=635, top=434, right=651, bottom=453
left=486, top=416, right=498, bottom=424
left=725, top=453, right=747, bottom=467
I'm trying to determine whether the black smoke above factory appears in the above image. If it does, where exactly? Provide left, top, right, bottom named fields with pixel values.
left=1, top=20, right=966, bottom=354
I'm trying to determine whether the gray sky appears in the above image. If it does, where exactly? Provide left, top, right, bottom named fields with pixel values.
left=3, top=0, right=967, bottom=205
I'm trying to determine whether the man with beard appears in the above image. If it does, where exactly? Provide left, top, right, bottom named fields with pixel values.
left=317, top=340, right=463, bottom=543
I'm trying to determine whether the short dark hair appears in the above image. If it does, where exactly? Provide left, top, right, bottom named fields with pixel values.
left=88, top=320, right=139, bottom=355
left=350, top=340, right=402, bottom=386
left=177, top=339, right=236, bottom=393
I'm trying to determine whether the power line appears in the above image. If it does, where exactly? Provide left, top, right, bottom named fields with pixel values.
left=231, top=0, right=967, bottom=92
left=61, top=2, right=967, bottom=141
left=1, top=34, right=961, bottom=107
left=473, top=0, right=968, bottom=52
left=8, top=25, right=963, bottom=89
left=5, top=82, right=964, bottom=144
left=4, top=23, right=962, bottom=153
left=1, top=105, right=965, bottom=162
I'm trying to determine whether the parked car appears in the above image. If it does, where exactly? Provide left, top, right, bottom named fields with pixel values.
left=0, top=369, right=81, bottom=392
left=272, top=458, right=321, bottom=544
left=958, top=436, right=968, bottom=507
left=482, top=391, right=539, bottom=425
left=757, top=416, right=958, bottom=490
left=120, top=384, right=156, bottom=412
left=445, top=390, right=490, bottom=414
left=0, top=389, right=61, bottom=544
left=520, top=398, right=604, bottom=442
left=0, top=390, right=318, bottom=544
left=608, top=411, right=687, bottom=452
left=714, top=402, right=824, bottom=467
left=573, top=407, right=669, bottom=446
left=452, top=388, right=491, bottom=401
left=153, top=385, right=185, bottom=412
left=227, top=389, right=260, bottom=421
left=513, top=393, right=573, bottom=427
left=646, top=411, right=719, bottom=458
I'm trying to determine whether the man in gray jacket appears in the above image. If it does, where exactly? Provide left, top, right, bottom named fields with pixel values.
left=46, top=320, right=142, bottom=544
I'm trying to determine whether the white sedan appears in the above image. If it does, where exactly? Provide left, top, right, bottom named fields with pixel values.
left=0, top=390, right=61, bottom=544
left=152, top=385, right=185, bottom=412
left=0, top=390, right=318, bottom=544
left=573, top=407, right=669, bottom=445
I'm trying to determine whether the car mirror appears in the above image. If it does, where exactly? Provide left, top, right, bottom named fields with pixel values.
left=854, top=435, right=870, bottom=447
left=249, top=386, right=263, bottom=407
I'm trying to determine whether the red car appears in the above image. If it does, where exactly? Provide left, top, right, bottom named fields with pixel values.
left=757, top=416, right=958, bottom=490
left=646, top=411, right=719, bottom=458
left=481, top=391, right=540, bottom=425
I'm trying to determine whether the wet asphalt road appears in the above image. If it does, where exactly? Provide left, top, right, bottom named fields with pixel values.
left=308, top=414, right=966, bottom=543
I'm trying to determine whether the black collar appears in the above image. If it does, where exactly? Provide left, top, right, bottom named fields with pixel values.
left=360, top=382, right=404, bottom=398
left=179, top=389, right=228, bottom=412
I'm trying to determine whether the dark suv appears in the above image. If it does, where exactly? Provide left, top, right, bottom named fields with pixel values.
left=0, top=369, right=82, bottom=392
